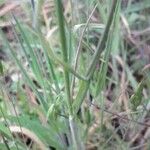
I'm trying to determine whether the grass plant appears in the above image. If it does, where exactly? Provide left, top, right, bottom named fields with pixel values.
left=0, top=0, right=150, bottom=150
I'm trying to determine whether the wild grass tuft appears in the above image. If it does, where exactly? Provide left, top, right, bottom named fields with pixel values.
left=0, top=0, right=150, bottom=149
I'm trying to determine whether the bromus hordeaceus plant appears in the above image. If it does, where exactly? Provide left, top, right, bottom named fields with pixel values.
left=55, top=0, right=121, bottom=149
left=1, top=0, right=143, bottom=149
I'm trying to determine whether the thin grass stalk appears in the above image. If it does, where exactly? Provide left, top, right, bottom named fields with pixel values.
left=71, top=3, right=98, bottom=96
left=0, top=88, right=27, bottom=149
left=33, top=40, right=54, bottom=102
left=0, top=74, right=30, bottom=150
left=12, top=17, right=47, bottom=91
left=86, top=0, right=120, bottom=78
left=12, top=23, right=55, bottom=104
left=73, top=0, right=120, bottom=115
left=16, top=27, right=52, bottom=103
left=2, top=135, right=11, bottom=150
left=19, top=27, right=60, bottom=95
left=22, top=24, right=88, bottom=82
left=12, top=19, right=53, bottom=105
left=0, top=103, right=19, bottom=150
left=1, top=84, right=29, bottom=149
left=0, top=29, right=48, bottom=113
left=96, top=32, right=113, bottom=130
left=95, top=0, right=121, bottom=96
left=32, top=0, right=44, bottom=30
left=97, top=0, right=107, bottom=23
left=31, top=0, right=35, bottom=28
left=96, top=0, right=121, bottom=131
left=38, top=33, right=87, bottom=81
left=38, top=33, right=61, bottom=93
left=55, top=1, right=82, bottom=149
left=55, top=0, right=72, bottom=114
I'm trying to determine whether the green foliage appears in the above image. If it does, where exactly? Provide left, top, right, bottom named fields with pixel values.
left=130, top=80, right=144, bottom=110
left=0, top=0, right=149, bottom=149
left=0, top=61, right=3, bottom=75
left=0, top=0, right=4, bottom=6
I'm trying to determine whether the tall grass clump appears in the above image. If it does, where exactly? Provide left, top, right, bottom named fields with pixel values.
left=0, top=0, right=122, bottom=149
left=0, top=0, right=150, bottom=150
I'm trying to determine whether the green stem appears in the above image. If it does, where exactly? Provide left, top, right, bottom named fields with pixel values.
left=33, top=0, right=44, bottom=30
left=86, top=0, right=119, bottom=79
left=73, top=0, right=120, bottom=115
left=55, top=0, right=72, bottom=114
left=55, top=1, right=80, bottom=149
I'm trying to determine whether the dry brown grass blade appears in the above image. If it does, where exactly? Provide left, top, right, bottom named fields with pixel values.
left=142, top=64, right=150, bottom=72
left=129, top=121, right=150, bottom=148
left=121, top=14, right=150, bottom=60
left=115, top=55, right=131, bottom=119
left=10, top=125, right=47, bottom=150
left=0, top=2, right=19, bottom=17
left=90, top=102, right=150, bottom=127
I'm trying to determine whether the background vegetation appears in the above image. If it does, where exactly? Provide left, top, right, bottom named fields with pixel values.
left=0, top=0, right=150, bottom=149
